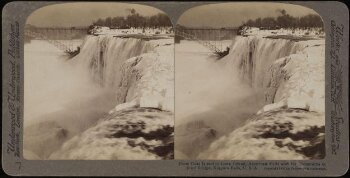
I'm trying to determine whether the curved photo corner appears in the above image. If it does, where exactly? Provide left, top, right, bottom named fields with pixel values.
left=23, top=2, right=175, bottom=160
left=174, top=2, right=325, bottom=160
left=25, top=2, right=174, bottom=26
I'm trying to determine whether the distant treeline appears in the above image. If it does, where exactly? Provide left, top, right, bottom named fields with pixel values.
left=91, top=9, right=172, bottom=29
left=240, top=10, right=323, bottom=29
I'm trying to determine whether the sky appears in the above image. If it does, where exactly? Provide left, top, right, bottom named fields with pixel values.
left=177, top=2, right=320, bottom=28
left=26, top=2, right=165, bottom=27
left=26, top=2, right=320, bottom=28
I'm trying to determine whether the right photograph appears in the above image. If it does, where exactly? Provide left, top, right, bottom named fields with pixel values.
left=175, top=2, right=325, bottom=160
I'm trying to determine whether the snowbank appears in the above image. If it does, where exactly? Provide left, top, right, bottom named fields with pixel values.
left=90, top=26, right=173, bottom=36
left=111, top=39, right=174, bottom=112
left=241, top=26, right=325, bottom=38
left=261, top=40, right=325, bottom=113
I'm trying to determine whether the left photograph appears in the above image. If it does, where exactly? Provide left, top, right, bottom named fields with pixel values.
left=23, top=3, right=174, bottom=160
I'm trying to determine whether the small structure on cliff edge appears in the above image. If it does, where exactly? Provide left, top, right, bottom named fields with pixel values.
left=65, top=47, right=80, bottom=59
left=215, top=47, right=230, bottom=59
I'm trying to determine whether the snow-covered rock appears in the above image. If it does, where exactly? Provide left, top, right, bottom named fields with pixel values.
left=89, top=26, right=111, bottom=35
left=49, top=107, right=174, bottom=160
left=198, top=108, right=325, bottom=160
left=111, top=39, right=174, bottom=112
left=262, top=40, right=325, bottom=113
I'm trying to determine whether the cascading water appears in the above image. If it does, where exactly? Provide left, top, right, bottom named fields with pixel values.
left=24, top=35, right=174, bottom=160
left=176, top=35, right=325, bottom=160
left=71, top=36, right=154, bottom=88
left=220, top=36, right=304, bottom=89
left=197, top=36, right=325, bottom=160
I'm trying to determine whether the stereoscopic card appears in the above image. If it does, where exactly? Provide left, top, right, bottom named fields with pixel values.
left=2, top=1, right=348, bottom=176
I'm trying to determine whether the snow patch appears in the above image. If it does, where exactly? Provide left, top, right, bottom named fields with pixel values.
left=241, top=26, right=325, bottom=38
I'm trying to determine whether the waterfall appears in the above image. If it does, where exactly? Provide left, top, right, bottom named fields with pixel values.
left=47, top=36, right=175, bottom=160
left=71, top=35, right=174, bottom=110
left=71, top=35, right=154, bottom=88
left=221, top=36, right=304, bottom=89
left=220, top=36, right=324, bottom=111
left=24, top=35, right=174, bottom=160
left=198, top=36, right=325, bottom=160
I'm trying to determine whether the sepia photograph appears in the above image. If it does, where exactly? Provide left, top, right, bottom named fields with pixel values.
left=23, top=2, right=174, bottom=160
left=2, top=0, right=350, bottom=176
left=174, top=2, right=325, bottom=160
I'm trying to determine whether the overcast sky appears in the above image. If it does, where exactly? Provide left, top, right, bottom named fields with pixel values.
left=26, top=2, right=165, bottom=27
left=177, top=2, right=320, bottom=28
left=27, top=2, right=320, bottom=28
